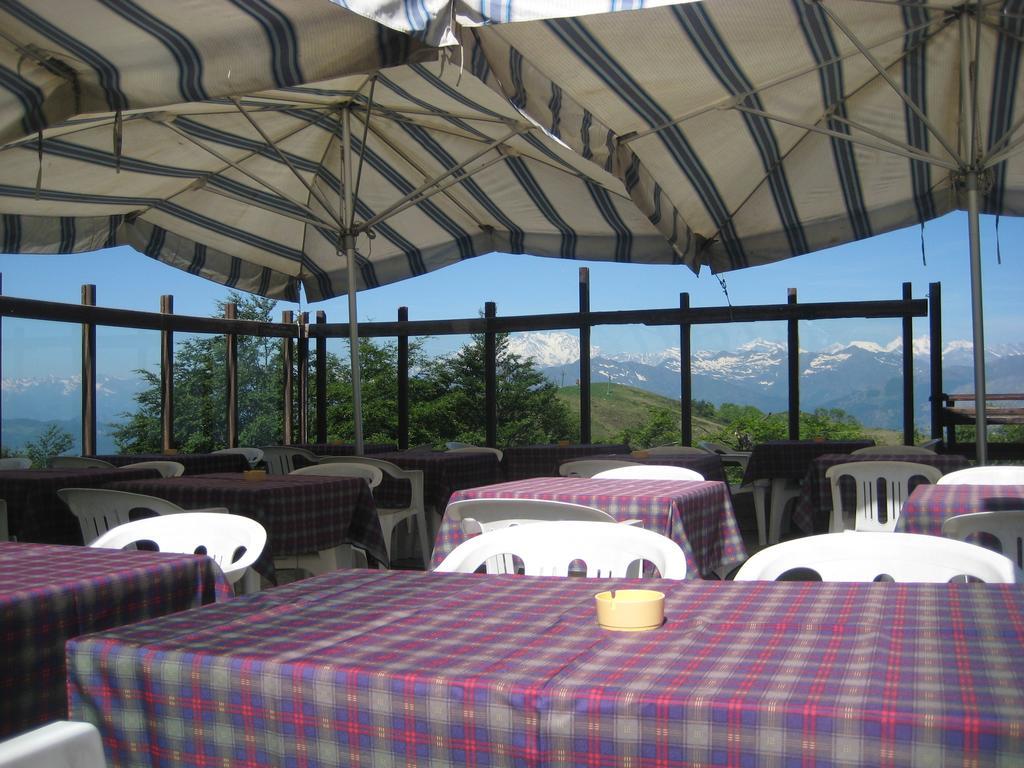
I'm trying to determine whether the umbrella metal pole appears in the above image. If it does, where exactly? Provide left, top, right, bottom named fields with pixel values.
left=342, top=106, right=364, bottom=455
left=966, top=173, right=987, bottom=463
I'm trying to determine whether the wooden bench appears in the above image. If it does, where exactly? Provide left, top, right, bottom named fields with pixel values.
left=940, top=393, right=1024, bottom=459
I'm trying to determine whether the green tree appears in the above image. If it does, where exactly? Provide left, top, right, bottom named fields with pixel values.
left=23, top=424, right=73, bottom=467
left=110, top=293, right=283, bottom=451
left=619, top=408, right=679, bottom=449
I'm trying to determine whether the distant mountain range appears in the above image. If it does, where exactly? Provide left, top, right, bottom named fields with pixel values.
left=2, top=335, right=1021, bottom=452
left=508, top=332, right=1024, bottom=430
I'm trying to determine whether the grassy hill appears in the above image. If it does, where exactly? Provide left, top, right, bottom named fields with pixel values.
left=556, top=382, right=723, bottom=444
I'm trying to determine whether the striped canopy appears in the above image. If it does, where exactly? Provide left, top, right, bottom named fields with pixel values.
left=0, top=0, right=422, bottom=147
left=341, top=0, right=1024, bottom=274
left=0, top=61, right=679, bottom=301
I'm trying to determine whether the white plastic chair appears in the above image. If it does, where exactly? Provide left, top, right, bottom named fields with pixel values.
left=434, top=520, right=689, bottom=579
left=444, top=498, right=627, bottom=574
left=733, top=531, right=1021, bottom=583
left=290, top=461, right=383, bottom=487
left=445, top=445, right=504, bottom=461
left=48, top=456, right=116, bottom=469
left=0, top=457, right=31, bottom=470
left=90, top=512, right=267, bottom=585
left=318, top=456, right=431, bottom=567
left=559, top=458, right=639, bottom=477
left=213, top=447, right=264, bottom=467
left=826, top=461, right=943, bottom=533
left=57, top=487, right=229, bottom=545
left=592, top=464, right=704, bottom=481
left=260, top=446, right=319, bottom=474
left=121, top=460, right=185, bottom=477
left=0, top=720, right=106, bottom=768
left=942, top=510, right=1024, bottom=568
left=937, top=466, right=1024, bottom=485
left=852, top=444, right=936, bottom=455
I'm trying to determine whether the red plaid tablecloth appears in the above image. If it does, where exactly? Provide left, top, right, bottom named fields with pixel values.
left=791, top=453, right=972, bottom=533
left=373, top=449, right=501, bottom=510
left=437, top=477, right=745, bottom=577
left=298, top=443, right=398, bottom=456
left=68, top=569, right=1024, bottom=767
left=0, top=467, right=161, bottom=545
left=897, top=484, right=1024, bottom=535
left=741, top=440, right=874, bottom=485
left=106, top=473, right=387, bottom=573
left=0, top=540, right=231, bottom=738
left=502, top=443, right=630, bottom=480
left=89, top=452, right=250, bottom=474
left=590, top=452, right=726, bottom=482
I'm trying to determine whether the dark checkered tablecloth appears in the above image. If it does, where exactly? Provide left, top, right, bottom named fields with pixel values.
left=0, top=467, right=161, bottom=544
left=438, top=477, right=745, bottom=577
left=502, top=443, right=629, bottom=480
left=590, top=452, right=726, bottom=481
left=741, top=440, right=875, bottom=485
left=373, top=450, right=501, bottom=511
left=791, top=453, right=972, bottom=533
left=68, top=569, right=1024, bottom=767
left=296, top=443, right=398, bottom=456
left=106, top=473, right=387, bottom=572
left=0, top=540, right=231, bottom=739
left=89, top=452, right=250, bottom=474
left=896, top=484, right=1024, bottom=535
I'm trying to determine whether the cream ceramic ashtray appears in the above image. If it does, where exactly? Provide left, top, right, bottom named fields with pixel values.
left=595, top=589, right=665, bottom=632
left=243, top=469, right=267, bottom=481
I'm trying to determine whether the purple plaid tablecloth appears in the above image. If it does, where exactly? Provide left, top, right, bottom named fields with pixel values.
left=590, top=452, right=726, bottom=482
left=106, top=473, right=387, bottom=572
left=741, top=439, right=874, bottom=485
left=438, top=477, right=745, bottom=577
left=791, top=453, right=972, bottom=533
left=502, top=443, right=630, bottom=480
left=0, top=467, right=161, bottom=545
left=88, top=452, right=250, bottom=474
left=0, top=540, right=231, bottom=739
left=896, top=484, right=1024, bottom=535
left=68, top=569, right=1024, bottom=767
left=297, top=443, right=397, bottom=456
left=373, top=449, right=501, bottom=511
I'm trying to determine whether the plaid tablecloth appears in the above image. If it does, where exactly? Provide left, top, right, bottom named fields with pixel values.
left=68, top=569, right=1024, bottom=767
left=896, top=484, right=1024, bottom=535
left=1, top=540, right=231, bottom=739
left=0, top=467, right=161, bottom=545
left=502, top=443, right=630, bottom=480
left=89, top=452, right=250, bottom=474
left=373, top=449, right=501, bottom=511
left=590, top=452, right=726, bottom=482
left=438, top=477, right=745, bottom=577
left=791, top=453, right=972, bottom=533
left=297, top=442, right=398, bottom=456
left=106, top=473, right=387, bottom=572
left=741, top=440, right=874, bottom=485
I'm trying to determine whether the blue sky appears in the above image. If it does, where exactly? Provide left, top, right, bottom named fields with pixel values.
left=1, top=210, right=1021, bottom=379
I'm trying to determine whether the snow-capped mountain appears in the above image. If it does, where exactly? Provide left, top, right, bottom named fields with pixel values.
left=510, top=331, right=1024, bottom=429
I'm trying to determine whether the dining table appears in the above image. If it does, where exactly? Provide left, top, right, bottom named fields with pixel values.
left=896, top=483, right=1024, bottom=535
left=87, top=452, right=250, bottom=474
left=501, top=443, right=630, bottom=480
left=67, top=568, right=1024, bottom=767
left=0, top=466, right=161, bottom=545
left=105, top=473, right=388, bottom=580
left=1, top=540, right=231, bottom=739
left=439, top=477, right=746, bottom=578
left=296, top=442, right=398, bottom=456
left=372, top=448, right=501, bottom=513
left=791, top=452, right=972, bottom=533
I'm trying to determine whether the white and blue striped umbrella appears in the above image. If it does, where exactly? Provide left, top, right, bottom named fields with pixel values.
left=0, top=0, right=423, bottom=147
left=0, top=60, right=680, bottom=301
left=341, top=0, right=1024, bottom=273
